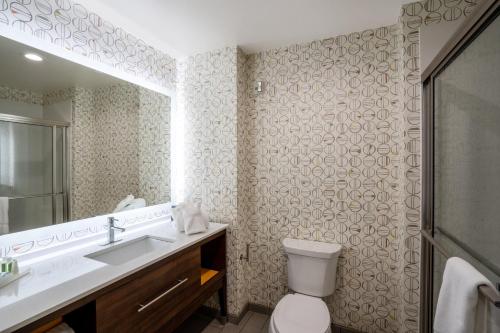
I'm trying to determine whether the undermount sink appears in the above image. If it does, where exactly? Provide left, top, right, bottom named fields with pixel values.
left=85, top=236, right=174, bottom=265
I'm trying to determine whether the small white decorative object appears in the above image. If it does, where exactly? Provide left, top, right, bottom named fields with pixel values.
left=182, top=201, right=209, bottom=235
left=172, top=199, right=209, bottom=235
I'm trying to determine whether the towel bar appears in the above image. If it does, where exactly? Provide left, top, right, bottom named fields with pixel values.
left=421, top=229, right=500, bottom=308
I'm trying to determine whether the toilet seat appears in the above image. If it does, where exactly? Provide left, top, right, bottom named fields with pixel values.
left=271, top=294, right=330, bottom=333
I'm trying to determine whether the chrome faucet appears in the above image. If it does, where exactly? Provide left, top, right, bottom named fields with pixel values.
left=102, top=216, right=125, bottom=245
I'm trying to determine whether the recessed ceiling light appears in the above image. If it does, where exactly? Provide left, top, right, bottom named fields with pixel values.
left=24, top=53, right=43, bottom=62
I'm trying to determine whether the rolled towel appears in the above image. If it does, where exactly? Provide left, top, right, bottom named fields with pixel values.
left=113, top=195, right=146, bottom=213
left=113, top=195, right=135, bottom=212
left=122, top=198, right=146, bottom=211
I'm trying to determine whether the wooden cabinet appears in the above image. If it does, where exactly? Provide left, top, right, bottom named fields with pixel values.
left=16, top=230, right=226, bottom=333
left=96, top=247, right=200, bottom=333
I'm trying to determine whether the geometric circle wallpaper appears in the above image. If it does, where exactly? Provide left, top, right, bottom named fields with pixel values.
left=1, top=0, right=483, bottom=332
left=0, top=0, right=176, bottom=90
left=181, top=1, right=481, bottom=332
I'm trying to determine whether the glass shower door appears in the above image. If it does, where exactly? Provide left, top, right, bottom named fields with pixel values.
left=421, top=3, right=500, bottom=332
left=0, top=119, right=67, bottom=234
left=432, top=8, right=500, bottom=318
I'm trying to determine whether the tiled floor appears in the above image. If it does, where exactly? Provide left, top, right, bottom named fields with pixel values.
left=174, top=311, right=270, bottom=333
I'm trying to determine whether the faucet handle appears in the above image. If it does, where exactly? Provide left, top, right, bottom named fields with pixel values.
left=107, top=216, right=125, bottom=232
left=101, top=216, right=125, bottom=246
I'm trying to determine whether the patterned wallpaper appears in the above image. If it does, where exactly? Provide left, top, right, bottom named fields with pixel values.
left=178, top=46, right=244, bottom=315
left=93, top=85, right=140, bottom=215
left=0, top=0, right=483, bottom=330
left=180, top=47, right=239, bottom=226
left=78, top=84, right=170, bottom=219
left=179, top=0, right=482, bottom=331
left=236, top=47, right=251, bottom=315
left=45, top=84, right=171, bottom=220
left=0, top=0, right=176, bottom=90
left=244, top=25, right=405, bottom=332
left=71, top=86, right=97, bottom=219
left=138, top=88, right=171, bottom=206
left=0, top=85, right=43, bottom=105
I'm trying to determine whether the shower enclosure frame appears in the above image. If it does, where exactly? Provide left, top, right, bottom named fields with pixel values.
left=421, top=0, right=500, bottom=332
left=0, top=112, right=71, bottom=227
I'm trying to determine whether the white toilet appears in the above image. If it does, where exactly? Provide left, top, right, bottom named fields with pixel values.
left=269, top=238, right=342, bottom=333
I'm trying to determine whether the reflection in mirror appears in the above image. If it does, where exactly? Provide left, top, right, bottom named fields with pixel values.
left=0, top=36, right=171, bottom=235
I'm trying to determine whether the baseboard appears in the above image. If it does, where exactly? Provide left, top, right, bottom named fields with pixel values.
left=198, top=303, right=250, bottom=325
left=248, top=303, right=273, bottom=315
left=331, top=323, right=363, bottom=333
left=227, top=302, right=249, bottom=324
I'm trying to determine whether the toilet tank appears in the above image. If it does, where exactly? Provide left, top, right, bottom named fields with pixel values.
left=283, top=238, right=342, bottom=297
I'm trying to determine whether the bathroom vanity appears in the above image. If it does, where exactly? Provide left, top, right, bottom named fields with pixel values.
left=0, top=222, right=227, bottom=333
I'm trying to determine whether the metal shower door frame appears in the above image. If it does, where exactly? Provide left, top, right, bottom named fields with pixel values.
left=0, top=113, right=71, bottom=225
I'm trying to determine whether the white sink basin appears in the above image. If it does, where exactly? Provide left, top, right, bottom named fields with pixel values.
left=85, top=236, right=174, bottom=265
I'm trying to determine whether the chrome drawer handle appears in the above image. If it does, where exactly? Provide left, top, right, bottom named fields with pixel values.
left=137, top=278, right=188, bottom=313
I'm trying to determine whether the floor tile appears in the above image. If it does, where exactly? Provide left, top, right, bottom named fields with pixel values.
left=241, top=313, right=269, bottom=333
left=210, top=318, right=226, bottom=328
left=174, top=310, right=270, bottom=333
left=221, top=323, right=240, bottom=333
left=259, top=319, right=270, bottom=333
left=238, top=310, right=253, bottom=328
left=201, top=326, right=222, bottom=333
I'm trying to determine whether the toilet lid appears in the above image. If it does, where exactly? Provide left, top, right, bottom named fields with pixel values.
left=272, top=294, right=330, bottom=333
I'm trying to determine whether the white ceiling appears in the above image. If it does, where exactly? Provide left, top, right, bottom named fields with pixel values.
left=0, top=36, right=124, bottom=93
left=79, top=0, right=414, bottom=58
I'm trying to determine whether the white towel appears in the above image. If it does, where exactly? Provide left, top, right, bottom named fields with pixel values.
left=113, top=195, right=146, bottom=212
left=434, top=257, right=499, bottom=333
left=113, top=194, right=135, bottom=212
left=181, top=201, right=209, bottom=235
left=0, top=197, right=8, bottom=234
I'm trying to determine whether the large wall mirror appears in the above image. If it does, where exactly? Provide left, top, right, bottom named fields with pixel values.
left=0, top=36, right=171, bottom=235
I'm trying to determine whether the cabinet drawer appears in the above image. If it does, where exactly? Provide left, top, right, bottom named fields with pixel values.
left=96, top=247, right=200, bottom=333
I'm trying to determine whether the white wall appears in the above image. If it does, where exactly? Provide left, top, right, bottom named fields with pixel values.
left=420, top=18, right=465, bottom=72
left=0, top=99, right=43, bottom=118
left=43, top=99, right=72, bottom=123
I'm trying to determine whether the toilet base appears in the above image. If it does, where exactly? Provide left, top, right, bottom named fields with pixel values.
left=268, top=311, right=332, bottom=333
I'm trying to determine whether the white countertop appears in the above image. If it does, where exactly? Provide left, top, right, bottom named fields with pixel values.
left=0, top=220, right=227, bottom=333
